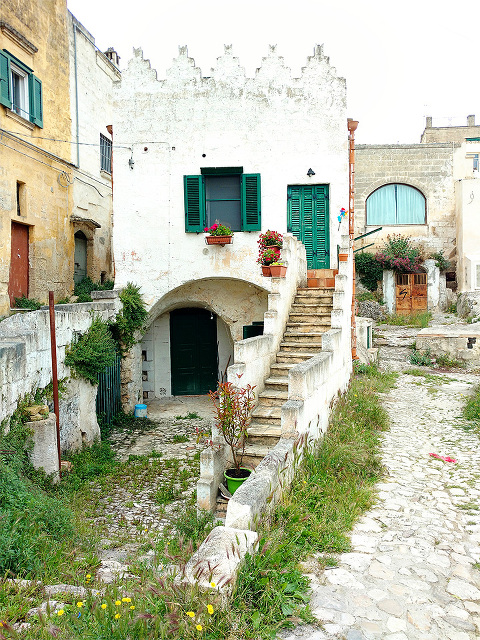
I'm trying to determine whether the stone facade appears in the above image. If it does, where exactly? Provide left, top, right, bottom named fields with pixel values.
left=354, top=143, right=456, bottom=260
left=421, top=114, right=480, bottom=144
left=112, top=44, right=349, bottom=400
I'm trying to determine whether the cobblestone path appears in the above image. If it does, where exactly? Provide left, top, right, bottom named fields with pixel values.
left=282, top=324, right=480, bottom=640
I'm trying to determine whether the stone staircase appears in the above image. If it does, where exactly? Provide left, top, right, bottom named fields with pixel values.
left=214, top=273, right=335, bottom=518
left=241, top=286, right=333, bottom=469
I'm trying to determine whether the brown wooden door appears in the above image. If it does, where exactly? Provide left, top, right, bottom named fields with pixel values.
left=8, top=222, right=29, bottom=307
left=395, top=273, right=427, bottom=315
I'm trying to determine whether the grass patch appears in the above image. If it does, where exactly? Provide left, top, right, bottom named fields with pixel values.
left=378, top=311, right=431, bottom=327
left=435, top=353, right=466, bottom=369
left=172, top=435, right=189, bottom=443
left=175, top=412, right=202, bottom=420
left=463, top=384, right=480, bottom=427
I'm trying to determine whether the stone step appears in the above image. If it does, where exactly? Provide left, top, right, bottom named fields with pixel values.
left=288, top=314, right=332, bottom=324
left=296, top=288, right=334, bottom=297
left=242, top=444, right=273, bottom=468
left=266, top=367, right=292, bottom=381
left=277, top=352, right=317, bottom=364
left=251, top=405, right=281, bottom=425
left=291, top=303, right=333, bottom=313
left=286, top=322, right=330, bottom=333
left=247, top=423, right=282, bottom=445
left=283, top=331, right=326, bottom=343
left=258, top=388, right=289, bottom=404
left=279, top=341, right=322, bottom=352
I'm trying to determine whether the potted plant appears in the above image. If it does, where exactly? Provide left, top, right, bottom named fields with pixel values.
left=257, top=229, right=283, bottom=249
left=204, top=223, right=233, bottom=246
left=208, top=381, right=256, bottom=494
left=269, top=261, right=287, bottom=277
left=258, top=247, right=281, bottom=276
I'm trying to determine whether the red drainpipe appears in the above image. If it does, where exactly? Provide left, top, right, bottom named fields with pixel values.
left=106, top=125, right=115, bottom=280
left=347, top=119, right=359, bottom=361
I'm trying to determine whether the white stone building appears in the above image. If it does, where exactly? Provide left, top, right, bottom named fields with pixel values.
left=68, top=13, right=119, bottom=286
left=113, top=44, right=351, bottom=401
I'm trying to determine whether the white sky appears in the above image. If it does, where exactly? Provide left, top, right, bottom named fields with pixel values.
left=66, top=0, right=480, bottom=144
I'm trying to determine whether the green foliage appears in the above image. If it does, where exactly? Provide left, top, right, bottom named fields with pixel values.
left=14, top=295, right=42, bottom=311
left=356, top=290, right=384, bottom=303
left=98, top=410, right=156, bottom=439
left=379, top=311, right=431, bottom=327
left=464, top=385, right=480, bottom=424
left=435, top=353, right=465, bottom=369
left=410, top=347, right=434, bottom=366
left=446, top=300, right=457, bottom=314
left=375, top=234, right=422, bottom=273
left=430, top=250, right=450, bottom=272
left=74, top=277, right=114, bottom=303
left=354, top=252, right=383, bottom=291
left=65, top=315, right=117, bottom=385
left=110, top=283, right=148, bottom=351
left=60, top=441, right=118, bottom=492
left=175, top=412, right=201, bottom=420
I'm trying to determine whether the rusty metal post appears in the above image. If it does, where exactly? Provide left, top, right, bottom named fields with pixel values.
left=347, top=119, right=359, bottom=361
left=48, top=291, right=62, bottom=477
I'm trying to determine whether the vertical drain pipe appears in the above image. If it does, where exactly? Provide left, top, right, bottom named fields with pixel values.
left=49, top=291, right=62, bottom=477
left=347, top=119, right=359, bottom=361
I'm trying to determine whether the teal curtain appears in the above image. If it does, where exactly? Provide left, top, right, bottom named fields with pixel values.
left=396, top=184, right=425, bottom=223
left=366, top=184, right=396, bottom=225
left=366, top=184, right=425, bottom=225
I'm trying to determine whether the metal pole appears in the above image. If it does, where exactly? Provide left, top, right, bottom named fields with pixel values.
left=347, top=119, right=359, bottom=361
left=48, top=291, right=62, bottom=477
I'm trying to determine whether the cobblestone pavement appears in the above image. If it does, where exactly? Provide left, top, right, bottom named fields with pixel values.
left=281, top=320, right=480, bottom=640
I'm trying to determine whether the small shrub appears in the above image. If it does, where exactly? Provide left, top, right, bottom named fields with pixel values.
left=446, top=301, right=457, bottom=314
left=65, top=316, right=118, bottom=385
left=430, top=250, right=450, bottom=272
left=74, top=277, right=114, bottom=303
left=355, top=252, right=383, bottom=292
left=379, top=311, right=431, bottom=328
left=110, top=283, right=148, bottom=351
left=13, top=295, right=42, bottom=311
left=410, top=347, right=433, bottom=367
left=375, top=234, right=422, bottom=273
left=435, top=353, right=465, bottom=369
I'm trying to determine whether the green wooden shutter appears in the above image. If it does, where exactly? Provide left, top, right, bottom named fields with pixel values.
left=184, top=175, right=205, bottom=232
left=314, top=185, right=329, bottom=268
left=29, top=74, right=43, bottom=128
left=241, top=173, right=261, bottom=231
left=0, top=51, right=11, bottom=109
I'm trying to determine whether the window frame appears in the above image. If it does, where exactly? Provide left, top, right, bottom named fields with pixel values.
left=0, top=49, right=43, bottom=128
left=366, top=183, right=426, bottom=226
left=100, top=133, right=112, bottom=174
left=184, top=169, right=261, bottom=233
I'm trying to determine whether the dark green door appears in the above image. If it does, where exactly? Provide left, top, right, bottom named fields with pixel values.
left=170, top=308, right=218, bottom=395
left=287, top=185, right=329, bottom=269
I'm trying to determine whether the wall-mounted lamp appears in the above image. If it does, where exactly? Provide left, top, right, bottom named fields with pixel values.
left=128, top=156, right=135, bottom=170
left=307, top=168, right=315, bottom=177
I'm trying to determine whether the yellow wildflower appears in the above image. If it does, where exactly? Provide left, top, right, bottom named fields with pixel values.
left=101, top=603, right=107, bottom=610
left=196, top=624, right=203, bottom=631
left=115, top=613, right=121, bottom=619
left=115, top=600, right=121, bottom=606
left=86, top=574, right=91, bottom=579
left=210, top=582, right=216, bottom=588
left=130, top=605, right=135, bottom=610
left=207, top=604, right=214, bottom=615
left=57, top=610, right=64, bottom=616
left=77, top=602, right=83, bottom=608
left=186, top=611, right=195, bottom=618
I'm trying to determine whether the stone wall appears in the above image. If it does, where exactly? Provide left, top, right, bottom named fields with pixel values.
left=0, top=298, right=120, bottom=449
left=354, top=144, right=457, bottom=261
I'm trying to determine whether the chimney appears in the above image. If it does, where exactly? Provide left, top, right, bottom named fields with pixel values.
left=104, top=47, right=120, bottom=68
left=467, top=115, right=475, bottom=127
left=426, top=116, right=432, bottom=128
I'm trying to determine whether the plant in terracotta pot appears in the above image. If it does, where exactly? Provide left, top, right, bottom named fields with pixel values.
left=257, top=229, right=283, bottom=249
left=269, top=261, right=287, bottom=277
left=258, top=247, right=281, bottom=276
left=208, top=381, right=256, bottom=494
left=204, top=223, right=233, bottom=245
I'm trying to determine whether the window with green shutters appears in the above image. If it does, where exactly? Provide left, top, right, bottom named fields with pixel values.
left=0, top=50, right=43, bottom=128
left=184, top=171, right=260, bottom=232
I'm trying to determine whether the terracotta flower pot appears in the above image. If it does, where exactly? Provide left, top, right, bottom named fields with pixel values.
left=205, top=235, right=232, bottom=246
left=338, top=253, right=348, bottom=262
left=261, top=265, right=271, bottom=276
left=270, top=265, right=287, bottom=277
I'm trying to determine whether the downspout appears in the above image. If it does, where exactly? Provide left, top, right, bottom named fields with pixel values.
left=73, top=23, right=80, bottom=167
left=347, top=118, right=359, bottom=361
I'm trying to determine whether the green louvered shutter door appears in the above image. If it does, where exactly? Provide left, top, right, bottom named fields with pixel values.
left=0, top=51, right=11, bottom=109
left=184, top=175, right=205, bottom=232
left=314, top=185, right=329, bottom=268
left=302, top=186, right=315, bottom=268
left=287, top=186, right=301, bottom=237
left=29, top=75, right=43, bottom=127
left=241, top=174, right=261, bottom=231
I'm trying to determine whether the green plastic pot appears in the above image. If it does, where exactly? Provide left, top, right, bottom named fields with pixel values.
left=224, top=468, right=251, bottom=495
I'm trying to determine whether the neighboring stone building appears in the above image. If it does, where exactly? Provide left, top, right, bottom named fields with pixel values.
left=354, top=115, right=480, bottom=299
left=0, top=1, right=117, bottom=316
left=112, top=44, right=350, bottom=400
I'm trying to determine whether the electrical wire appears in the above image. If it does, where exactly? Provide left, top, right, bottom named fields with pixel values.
left=0, top=128, right=171, bottom=148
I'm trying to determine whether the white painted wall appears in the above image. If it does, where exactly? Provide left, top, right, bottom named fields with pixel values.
left=112, top=45, right=349, bottom=311
left=68, top=13, right=119, bottom=283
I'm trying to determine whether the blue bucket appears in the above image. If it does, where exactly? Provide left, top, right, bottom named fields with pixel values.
left=134, top=403, right=147, bottom=418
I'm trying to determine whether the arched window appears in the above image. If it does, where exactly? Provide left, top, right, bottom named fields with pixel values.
left=366, top=184, right=426, bottom=225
